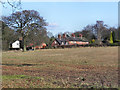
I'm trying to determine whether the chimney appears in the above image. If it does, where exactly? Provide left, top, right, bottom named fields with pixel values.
left=72, top=33, right=75, bottom=38
left=79, top=34, right=83, bottom=39
left=58, top=34, right=61, bottom=40
left=63, top=33, right=66, bottom=39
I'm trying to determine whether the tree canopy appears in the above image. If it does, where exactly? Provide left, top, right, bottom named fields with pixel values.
left=2, top=10, right=48, bottom=51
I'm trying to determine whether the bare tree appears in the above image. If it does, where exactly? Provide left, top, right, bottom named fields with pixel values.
left=26, top=26, right=49, bottom=48
left=0, top=0, right=21, bottom=8
left=94, top=21, right=108, bottom=44
left=2, top=10, right=48, bottom=51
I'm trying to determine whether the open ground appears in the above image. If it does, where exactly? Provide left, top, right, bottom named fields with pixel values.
left=2, top=47, right=118, bottom=88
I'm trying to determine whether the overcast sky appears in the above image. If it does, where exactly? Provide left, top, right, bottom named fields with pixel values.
left=2, top=1, right=118, bottom=35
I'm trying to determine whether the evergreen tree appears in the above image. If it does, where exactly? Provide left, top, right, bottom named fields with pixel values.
left=110, top=31, right=113, bottom=44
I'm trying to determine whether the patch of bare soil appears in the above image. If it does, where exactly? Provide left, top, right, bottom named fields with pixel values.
left=2, top=63, right=118, bottom=88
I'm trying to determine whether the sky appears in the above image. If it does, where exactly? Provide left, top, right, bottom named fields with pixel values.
left=2, top=1, right=118, bottom=35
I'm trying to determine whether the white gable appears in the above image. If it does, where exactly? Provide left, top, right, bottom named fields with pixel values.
left=12, top=40, right=20, bottom=48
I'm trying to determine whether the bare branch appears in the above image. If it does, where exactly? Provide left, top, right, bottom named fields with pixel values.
left=0, top=1, right=7, bottom=8
left=0, top=0, right=21, bottom=11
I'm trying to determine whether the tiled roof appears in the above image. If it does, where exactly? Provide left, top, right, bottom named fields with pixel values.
left=55, top=38, right=67, bottom=45
left=55, top=37, right=88, bottom=45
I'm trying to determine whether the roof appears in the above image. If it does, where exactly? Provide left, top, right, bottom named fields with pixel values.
left=55, top=37, right=88, bottom=45
left=55, top=38, right=67, bottom=45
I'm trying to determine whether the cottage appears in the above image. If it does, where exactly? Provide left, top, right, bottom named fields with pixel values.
left=10, top=37, right=46, bottom=50
left=11, top=40, right=20, bottom=48
left=9, top=39, right=23, bottom=50
left=52, top=33, right=89, bottom=48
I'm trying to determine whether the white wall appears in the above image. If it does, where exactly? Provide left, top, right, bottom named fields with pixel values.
left=12, top=40, right=20, bottom=48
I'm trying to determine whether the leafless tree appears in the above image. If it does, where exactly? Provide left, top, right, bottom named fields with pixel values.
left=2, top=10, right=48, bottom=51
left=0, top=0, right=21, bottom=8
left=94, top=21, right=108, bottom=44
left=0, top=0, right=22, bottom=13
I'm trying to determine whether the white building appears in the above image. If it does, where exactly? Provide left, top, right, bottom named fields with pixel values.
left=12, top=40, right=20, bottom=49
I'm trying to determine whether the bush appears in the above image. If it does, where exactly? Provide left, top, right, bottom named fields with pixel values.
left=108, top=43, right=119, bottom=46
left=2, top=41, right=10, bottom=51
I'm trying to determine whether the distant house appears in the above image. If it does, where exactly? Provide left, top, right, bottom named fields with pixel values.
left=10, top=39, right=46, bottom=50
left=10, top=36, right=47, bottom=50
left=10, top=39, right=23, bottom=50
left=52, top=33, right=89, bottom=48
left=11, top=40, right=20, bottom=48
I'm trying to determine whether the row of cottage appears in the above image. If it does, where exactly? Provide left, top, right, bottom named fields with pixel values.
left=52, top=33, right=89, bottom=47
left=10, top=33, right=89, bottom=50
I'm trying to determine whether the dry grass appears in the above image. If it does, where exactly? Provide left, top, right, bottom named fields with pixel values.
left=2, top=47, right=118, bottom=88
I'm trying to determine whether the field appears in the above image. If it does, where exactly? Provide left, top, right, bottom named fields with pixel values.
left=2, top=47, right=118, bottom=88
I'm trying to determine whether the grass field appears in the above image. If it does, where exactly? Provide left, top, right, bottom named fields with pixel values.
left=2, top=47, right=118, bottom=88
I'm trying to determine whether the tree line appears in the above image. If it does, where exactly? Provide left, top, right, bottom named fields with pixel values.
left=1, top=9, right=120, bottom=51
left=57, top=21, right=119, bottom=46
left=73, top=21, right=119, bottom=45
